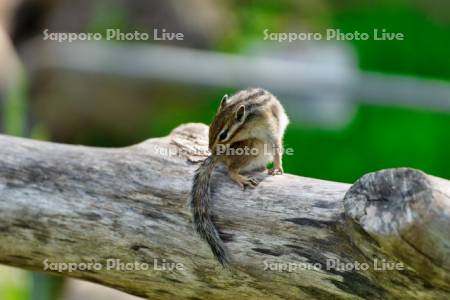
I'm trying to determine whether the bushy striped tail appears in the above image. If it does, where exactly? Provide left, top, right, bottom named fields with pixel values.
left=190, top=155, right=229, bottom=266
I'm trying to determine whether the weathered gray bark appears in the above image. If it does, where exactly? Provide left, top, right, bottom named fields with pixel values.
left=0, top=123, right=448, bottom=300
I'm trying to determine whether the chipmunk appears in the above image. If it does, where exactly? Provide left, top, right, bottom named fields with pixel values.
left=190, top=88, right=289, bottom=265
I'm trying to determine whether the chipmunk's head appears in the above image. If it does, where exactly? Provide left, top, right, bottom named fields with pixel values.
left=208, top=93, right=248, bottom=152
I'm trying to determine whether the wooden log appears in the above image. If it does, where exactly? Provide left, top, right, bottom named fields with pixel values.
left=0, top=123, right=448, bottom=299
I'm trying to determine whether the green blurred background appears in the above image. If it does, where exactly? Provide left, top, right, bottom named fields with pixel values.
left=0, top=0, right=449, bottom=299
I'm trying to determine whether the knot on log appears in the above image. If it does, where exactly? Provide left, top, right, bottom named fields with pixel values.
left=344, top=168, right=450, bottom=289
left=344, top=168, right=431, bottom=235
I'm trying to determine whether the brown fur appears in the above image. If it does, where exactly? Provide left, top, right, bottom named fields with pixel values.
left=190, top=88, right=289, bottom=265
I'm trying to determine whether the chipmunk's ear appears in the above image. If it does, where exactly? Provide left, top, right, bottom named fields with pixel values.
left=220, top=94, right=228, bottom=109
left=235, top=105, right=246, bottom=122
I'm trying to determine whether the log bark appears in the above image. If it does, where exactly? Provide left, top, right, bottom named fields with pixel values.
left=0, top=123, right=449, bottom=300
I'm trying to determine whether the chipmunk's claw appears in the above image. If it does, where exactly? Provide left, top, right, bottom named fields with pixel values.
left=248, top=177, right=259, bottom=186
left=241, top=176, right=258, bottom=190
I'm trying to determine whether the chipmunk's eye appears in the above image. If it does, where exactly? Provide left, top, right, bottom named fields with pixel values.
left=219, top=130, right=228, bottom=141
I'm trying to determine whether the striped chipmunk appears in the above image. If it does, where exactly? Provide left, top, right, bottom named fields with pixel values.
left=190, top=88, right=289, bottom=265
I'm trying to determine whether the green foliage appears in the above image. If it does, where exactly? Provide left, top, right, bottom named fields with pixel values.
left=0, top=268, right=31, bottom=300
left=87, top=0, right=130, bottom=35
left=30, top=274, right=64, bottom=300
left=3, top=70, right=27, bottom=136
left=283, top=104, right=450, bottom=182
left=334, top=4, right=450, bottom=80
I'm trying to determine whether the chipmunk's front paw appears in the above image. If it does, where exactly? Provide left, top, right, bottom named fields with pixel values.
left=232, top=176, right=258, bottom=190
left=268, top=168, right=283, bottom=175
